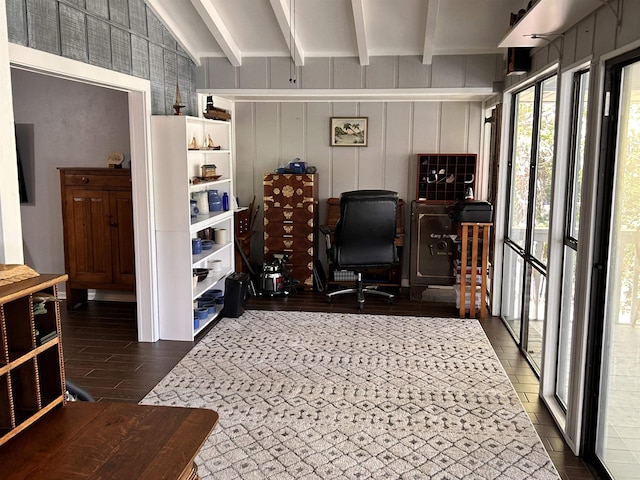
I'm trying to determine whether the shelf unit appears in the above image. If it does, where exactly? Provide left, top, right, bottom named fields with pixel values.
left=0, top=274, right=67, bottom=446
left=498, top=0, right=602, bottom=48
left=415, top=154, right=477, bottom=203
left=151, top=99, right=235, bottom=341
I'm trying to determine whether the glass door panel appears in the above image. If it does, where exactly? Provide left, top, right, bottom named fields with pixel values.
left=531, top=77, right=557, bottom=265
left=501, top=245, right=524, bottom=340
left=509, top=85, right=535, bottom=248
left=527, top=265, right=547, bottom=370
left=556, top=247, right=577, bottom=407
left=595, top=59, right=640, bottom=479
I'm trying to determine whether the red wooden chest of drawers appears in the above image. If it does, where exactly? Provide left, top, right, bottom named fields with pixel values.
left=263, top=173, right=318, bottom=289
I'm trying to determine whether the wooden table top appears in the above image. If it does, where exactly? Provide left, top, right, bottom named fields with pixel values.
left=0, top=402, right=218, bottom=480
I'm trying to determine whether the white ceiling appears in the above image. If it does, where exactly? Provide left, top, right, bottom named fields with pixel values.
left=145, top=0, right=526, bottom=67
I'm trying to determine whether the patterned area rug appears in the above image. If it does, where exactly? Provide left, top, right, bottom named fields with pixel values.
left=141, top=311, right=560, bottom=479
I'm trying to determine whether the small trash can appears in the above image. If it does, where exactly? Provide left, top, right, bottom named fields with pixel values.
left=223, top=272, right=249, bottom=318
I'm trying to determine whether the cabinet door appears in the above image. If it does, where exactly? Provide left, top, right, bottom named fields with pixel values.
left=109, top=190, right=136, bottom=288
left=410, top=203, right=455, bottom=285
left=63, top=188, right=113, bottom=284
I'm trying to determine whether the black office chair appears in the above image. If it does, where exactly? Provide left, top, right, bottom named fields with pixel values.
left=320, top=190, right=398, bottom=310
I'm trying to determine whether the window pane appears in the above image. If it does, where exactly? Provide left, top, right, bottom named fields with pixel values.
left=508, top=86, right=535, bottom=248
left=569, top=72, right=589, bottom=239
left=531, top=77, right=557, bottom=265
left=527, top=266, right=547, bottom=370
left=501, top=245, right=524, bottom=340
left=596, top=60, right=640, bottom=479
left=556, top=247, right=577, bottom=408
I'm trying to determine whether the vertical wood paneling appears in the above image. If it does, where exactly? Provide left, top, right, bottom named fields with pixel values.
left=617, top=0, right=640, bottom=47
left=440, top=103, right=470, bottom=152
left=330, top=103, right=359, bottom=195
left=239, top=58, right=268, bottom=89
left=235, top=103, right=255, bottom=206
left=87, top=17, right=111, bottom=68
left=398, top=56, right=430, bottom=88
left=12, top=0, right=196, bottom=116
left=6, top=0, right=28, bottom=45
left=465, top=54, right=498, bottom=87
left=562, top=27, right=577, bottom=65
left=412, top=103, right=440, bottom=153
left=27, top=0, right=60, bottom=54
left=161, top=25, right=176, bottom=50
left=305, top=102, right=333, bottom=222
left=270, top=57, right=298, bottom=89
left=280, top=103, right=304, bottom=162
left=111, top=26, right=132, bottom=74
left=358, top=102, right=385, bottom=190
left=431, top=56, right=465, bottom=88
left=365, top=57, right=397, bottom=89
left=109, top=0, right=129, bottom=27
left=235, top=99, right=481, bottom=264
left=384, top=102, right=412, bottom=198
left=255, top=103, right=280, bottom=174
left=163, top=50, right=177, bottom=115
left=60, top=4, right=88, bottom=62
left=467, top=103, right=482, bottom=154
left=146, top=8, right=163, bottom=44
left=149, top=43, right=165, bottom=113
left=333, top=57, right=363, bottom=89
left=85, top=0, right=108, bottom=18
left=131, top=34, right=149, bottom=78
left=205, top=58, right=236, bottom=89
left=128, top=0, right=146, bottom=35
left=575, top=15, right=595, bottom=62
left=300, top=58, right=331, bottom=89
left=593, top=8, right=617, bottom=59
left=254, top=103, right=280, bottom=257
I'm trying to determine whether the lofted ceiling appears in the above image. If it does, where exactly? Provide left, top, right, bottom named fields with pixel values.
left=144, top=0, right=526, bottom=67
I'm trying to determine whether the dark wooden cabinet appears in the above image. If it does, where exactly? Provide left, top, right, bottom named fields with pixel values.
left=59, top=168, right=135, bottom=308
left=263, top=173, right=318, bottom=289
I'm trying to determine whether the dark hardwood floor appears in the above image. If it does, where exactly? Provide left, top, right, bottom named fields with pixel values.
left=60, top=290, right=595, bottom=480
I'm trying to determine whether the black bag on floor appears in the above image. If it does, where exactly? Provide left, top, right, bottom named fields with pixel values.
left=223, top=272, right=249, bottom=318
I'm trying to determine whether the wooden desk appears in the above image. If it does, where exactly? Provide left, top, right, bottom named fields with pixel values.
left=0, top=402, right=218, bottom=480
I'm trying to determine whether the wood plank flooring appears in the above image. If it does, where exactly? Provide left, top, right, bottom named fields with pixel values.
left=59, top=290, right=596, bottom=480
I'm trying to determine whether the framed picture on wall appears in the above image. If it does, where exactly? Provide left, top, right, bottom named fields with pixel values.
left=330, top=117, right=368, bottom=146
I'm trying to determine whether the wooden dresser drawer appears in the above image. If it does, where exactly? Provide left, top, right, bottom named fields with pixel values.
left=61, top=169, right=131, bottom=189
left=264, top=222, right=313, bottom=239
left=263, top=204, right=316, bottom=224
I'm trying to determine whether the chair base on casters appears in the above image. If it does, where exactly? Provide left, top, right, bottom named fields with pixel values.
left=326, top=271, right=394, bottom=310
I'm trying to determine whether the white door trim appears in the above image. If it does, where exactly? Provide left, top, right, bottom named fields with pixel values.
left=8, top=44, right=159, bottom=342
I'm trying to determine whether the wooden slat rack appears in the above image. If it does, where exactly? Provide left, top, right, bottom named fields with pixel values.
left=458, top=223, right=492, bottom=319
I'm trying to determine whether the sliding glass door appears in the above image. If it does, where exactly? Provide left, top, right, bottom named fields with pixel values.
left=502, top=75, right=557, bottom=371
left=555, top=70, right=590, bottom=408
left=585, top=49, right=640, bottom=479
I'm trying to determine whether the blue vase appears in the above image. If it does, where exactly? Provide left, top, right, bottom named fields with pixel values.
left=208, top=189, right=222, bottom=212
left=222, top=192, right=229, bottom=211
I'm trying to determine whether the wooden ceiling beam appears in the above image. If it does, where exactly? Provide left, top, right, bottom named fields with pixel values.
left=269, top=0, right=305, bottom=66
left=350, top=0, right=369, bottom=66
left=423, top=0, right=440, bottom=65
left=190, top=0, right=242, bottom=67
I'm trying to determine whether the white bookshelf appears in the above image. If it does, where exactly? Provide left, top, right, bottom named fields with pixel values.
left=151, top=99, right=235, bottom=340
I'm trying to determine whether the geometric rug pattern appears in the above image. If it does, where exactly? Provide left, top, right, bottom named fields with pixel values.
left=141, top=310, right=560, bottom=479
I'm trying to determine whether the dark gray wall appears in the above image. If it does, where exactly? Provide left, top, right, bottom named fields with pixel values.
left=6, top=0, right=197, bottom=115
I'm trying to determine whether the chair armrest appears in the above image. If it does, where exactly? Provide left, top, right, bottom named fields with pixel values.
left=319, top=224, right=332, bottom=250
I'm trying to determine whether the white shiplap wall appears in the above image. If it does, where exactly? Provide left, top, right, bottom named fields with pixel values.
left=234, top=99, right=483, bottom=275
